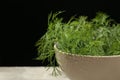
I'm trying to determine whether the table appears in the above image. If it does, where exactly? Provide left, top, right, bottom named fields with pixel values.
left=0, top=67, right=70, bottom=80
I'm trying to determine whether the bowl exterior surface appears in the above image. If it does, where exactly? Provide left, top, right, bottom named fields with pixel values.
left=55, top=47, right=120, bottom=80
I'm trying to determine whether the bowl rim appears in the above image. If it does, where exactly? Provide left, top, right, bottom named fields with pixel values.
left=54, top=44, right=120, bottom=58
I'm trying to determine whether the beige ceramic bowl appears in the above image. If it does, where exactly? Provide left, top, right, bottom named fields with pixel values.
left=54, top=44, right=120, bottom=80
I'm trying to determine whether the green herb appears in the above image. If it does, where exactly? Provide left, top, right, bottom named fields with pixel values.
left=35, top=11, right=120, bottom=69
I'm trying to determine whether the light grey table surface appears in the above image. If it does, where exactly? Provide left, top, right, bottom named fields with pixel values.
left=0, top=67, right=70, bottom=80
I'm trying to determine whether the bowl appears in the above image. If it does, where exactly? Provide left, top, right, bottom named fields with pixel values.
left=54, top=44, right=120, bottom=80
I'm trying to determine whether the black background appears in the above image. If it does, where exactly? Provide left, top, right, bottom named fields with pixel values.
left=2, top=0, right=119, bottom=66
